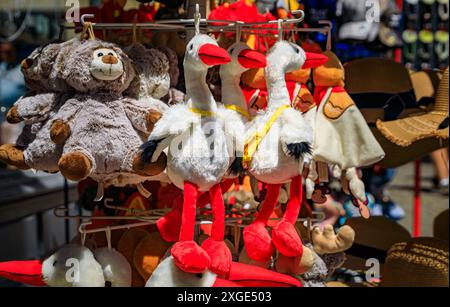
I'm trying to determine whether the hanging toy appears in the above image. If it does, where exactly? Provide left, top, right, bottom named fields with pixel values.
left=0, top=245, right=105, bottom=287
left=124, top=42, right=171, bottom=104
left=47, top=39, right=166, bottom=191
left=243, top=25, right=328, bottom=263
left=310, top=51, right=385, bottom=208
left=155, top=36, right=267, bottom=244
left=94, top=247, right=132, bottom=287
left=0, top=39, right=81, bottom=171
left=139, top=6, right=233, bottom=277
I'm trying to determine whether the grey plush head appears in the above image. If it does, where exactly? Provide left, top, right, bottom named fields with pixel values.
left=21, top=43, right=62, bottom=91
left=63, top=39, right=135, bottom=94
left=47, top=38, right=81, bottom=92
left=157, top=46, right=180, bottom=88
left=124, top=43, right=170, bottom=99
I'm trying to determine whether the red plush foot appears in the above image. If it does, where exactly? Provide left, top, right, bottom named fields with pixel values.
left=202, top=238, right=232, bottom=278
left=157, top=210, right=182, bottom=242
left=272, top=221, right=303, bottom=257
left=243, top=223, right=274, bottom=262
left=171, top=241, right=210, bottom=274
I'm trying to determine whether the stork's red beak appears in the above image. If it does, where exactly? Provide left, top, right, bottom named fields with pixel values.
left=238, top=49, right=267, bottom=69
left=302, top=52, right=328, bottom=69
left=0, top=260, right=45, bottom=286
left=198, top=44, right=231, bottom=66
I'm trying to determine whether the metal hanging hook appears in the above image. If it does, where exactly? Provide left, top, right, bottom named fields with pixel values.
left=194, top=3, right=201, bottom=35
left=80, top=14, right=96, bottom=26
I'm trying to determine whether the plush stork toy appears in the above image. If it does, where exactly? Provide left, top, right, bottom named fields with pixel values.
left=139, top=33, right=233, bottom=276
left=243, top=41, right=327, bottom=262
left=307, top=51, right=385, bottom=211
left=0, top=244, right=132, bottom=287
left=155, top=42, right=267, bottom=245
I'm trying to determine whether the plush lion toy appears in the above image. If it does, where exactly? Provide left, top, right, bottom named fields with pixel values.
left=48, top=39, right=166, bottom=186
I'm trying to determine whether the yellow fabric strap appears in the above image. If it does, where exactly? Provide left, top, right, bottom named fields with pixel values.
left=225, top=105, right=251, bottom=120
left=243, top=104, right=290, bottom=164
left=189, top=108, right=215, bottom=117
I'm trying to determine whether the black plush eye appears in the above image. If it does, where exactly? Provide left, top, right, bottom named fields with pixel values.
left=108, top=52, right=114, bottom=56
left=229, top=48, right=234, bottom=54
left=295, top=48, right=300, bottom=54
left=53, top=261, right=58, bottom=266
left=98, top=52, right=104, bottom=57
left=189, top=44, right=193, bottom=51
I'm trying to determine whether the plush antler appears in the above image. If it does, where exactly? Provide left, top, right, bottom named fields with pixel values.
left=311, top=225, right=355, bottom=255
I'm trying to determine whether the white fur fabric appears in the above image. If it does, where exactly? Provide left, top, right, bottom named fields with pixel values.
left=42, top=244, right=105, bottom=287
left=94, top=248, right=132, bottom=287
left=313, top=88, right=385, bottom=169
left=146, top=256, right=216, bottom=287
left=149, top=103, right=230, bottom=192
left=247, top=107, right=312, bottom=184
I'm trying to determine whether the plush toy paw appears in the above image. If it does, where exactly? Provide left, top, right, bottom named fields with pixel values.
left=201, top=238, right=232, bottom=278
left=345, top=168, right=368, bottom=204
left=311, top=224, right=355, bottom=255
left=6, top=106, right=22, bottom=124
left=272, top=221, right=303, bottom=257
left=50, top=120, right=71, bottom=145
left=132, top=151, right=167, bottom=176
left=243, top=222, right=274, bottom=262
left=0, top=144, right=29, bottom=170
left=275, top=246, right=315, bottom=275
left=146, top=110, right=163, bottom=132
left=58, top=151, right=93, bottom=181
left=156, top=209, right=182, bottom=242
left=171, top=241, right=210, bottom=274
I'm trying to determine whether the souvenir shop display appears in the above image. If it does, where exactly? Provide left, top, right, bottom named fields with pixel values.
left=0, top=0, right=448, bottom=289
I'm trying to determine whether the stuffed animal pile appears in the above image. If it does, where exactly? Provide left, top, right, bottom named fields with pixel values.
left=0, top=9, right=390, bottom=287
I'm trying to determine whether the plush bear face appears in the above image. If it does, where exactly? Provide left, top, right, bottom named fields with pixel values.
left=63, top=40, right=135, bottom=95
left=90, top=48, right=124, bottom=81
left=21, top=43, right=61, bottom=91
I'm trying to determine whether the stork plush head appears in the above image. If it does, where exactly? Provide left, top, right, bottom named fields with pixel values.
left=266, top=41, right=328, bottom=81
left=222, top=42, right=267, bottom=76
left=184, top=34, right=231, bottom=72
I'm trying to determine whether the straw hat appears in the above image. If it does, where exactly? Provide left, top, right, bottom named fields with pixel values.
left=409, top=70, right=442, bottom=103
left=381, top=237, right=449, bottom=287
left=343, top=217, right=411, bottom=271
left=376, top=67, right=449, bottom=147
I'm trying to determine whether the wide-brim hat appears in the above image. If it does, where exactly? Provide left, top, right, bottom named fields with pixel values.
left=342, top=217, right=411, bottom=271
left=409, top=70, right=443, bottom=103
left=345, top=58, right=419, bottom=122
left=376, top=68, right=448, bottom=155
left=345, top=60, right=448, bottom=168
left=381, top=237, right=449, bottom=287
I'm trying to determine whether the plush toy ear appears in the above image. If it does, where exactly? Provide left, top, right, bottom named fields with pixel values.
left=286, top=68, right=311, bottom=84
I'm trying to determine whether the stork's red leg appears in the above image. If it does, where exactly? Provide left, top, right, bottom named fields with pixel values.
left=171, top=181, right=210, bottom=273
left=157, top=195, right=183, bottom=242
left=272, top=176, right=303, bottom=257
left=243, top=183, right=281, bottom=262
left=197, top=179, right=235, bottom=208
left=202, top=183, right=232, bottom=277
